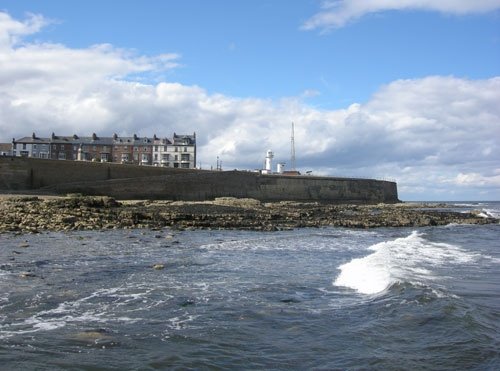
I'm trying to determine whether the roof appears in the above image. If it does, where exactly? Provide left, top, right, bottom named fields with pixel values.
left=13, top=133, right=190, bottom=146
left=173, top=132, right=196, bottom=145
left=13, top=136, right=51, bottom=144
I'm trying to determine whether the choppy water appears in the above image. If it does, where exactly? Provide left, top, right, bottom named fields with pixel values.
left=1, top=203, right=499, bottom=370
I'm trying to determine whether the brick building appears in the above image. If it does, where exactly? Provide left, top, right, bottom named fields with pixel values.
left=11, top=132, right=197, bottom=168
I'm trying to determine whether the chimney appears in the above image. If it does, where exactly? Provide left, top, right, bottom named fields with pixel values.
left=153, top=134, right=158, bottom=140
left=32, top=132, right=36, bottom=139
left=113, top=133, right=118, bottom=140
left=133, top=134, right=138, bottom=140
left=92, top=133, right=97, bottom=140
left=51, top=132, right=56, bottom=139
left=73, top=134, right=79, bottom=139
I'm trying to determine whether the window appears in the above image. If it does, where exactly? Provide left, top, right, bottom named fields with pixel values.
left=174, top=155, right=178, bottom=161
left=52, top=144, right=56, bottom=150
left=33, top=144, right=37, bottom=149
left=60, top=144, right=65, bottom=150
left=93, top=145, right=97, bottom=151
left=181, top=163, right=190, bottom=169
left=175, top=147, right=178, bottom=152
left=134, top=147, right=138, bottom=152
left=103, top=146, right=108, bottom=152
left=22, top=144, right=27, bottom=150
left=143, top=147, right=147, bottom=152
left=154, top=146, right=158, bottom=152
left=58, top=153, right=66, bottom=160
left=154, top=154, right=158, bottom=161
left=184, top=147, right=187, bottom=152
left=181, top=154, right=190, bottom=161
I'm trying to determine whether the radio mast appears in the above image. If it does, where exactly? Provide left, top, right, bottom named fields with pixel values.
left=290, top=122, right=296, bottom=171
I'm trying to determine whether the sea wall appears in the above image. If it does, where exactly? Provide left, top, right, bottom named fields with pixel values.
left=0, top=156, right=197, bottom=190
left=0, top=156, right=399, bottom=203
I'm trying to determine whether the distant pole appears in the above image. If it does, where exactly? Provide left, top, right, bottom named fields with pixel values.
left=291, top=122, right=296, bottom=171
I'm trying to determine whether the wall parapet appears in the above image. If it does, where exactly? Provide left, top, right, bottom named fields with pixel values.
left=0, top=156, right=399, bottom=203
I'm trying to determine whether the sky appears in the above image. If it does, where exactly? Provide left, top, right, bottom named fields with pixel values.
left=0, top=0, right=499, bottom=201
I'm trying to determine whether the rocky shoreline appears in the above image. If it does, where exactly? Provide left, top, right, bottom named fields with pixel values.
left=0, top=194, right=497, bottom=233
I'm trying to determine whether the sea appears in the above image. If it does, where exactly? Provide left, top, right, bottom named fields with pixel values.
left=1, top=202, right=499, bottom=370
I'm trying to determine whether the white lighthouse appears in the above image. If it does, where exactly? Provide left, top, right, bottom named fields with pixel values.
left=263, top=150, right=274, bottom=174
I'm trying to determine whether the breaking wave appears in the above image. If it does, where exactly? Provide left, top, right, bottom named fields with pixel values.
left=334, top=231, right=478, bottom=295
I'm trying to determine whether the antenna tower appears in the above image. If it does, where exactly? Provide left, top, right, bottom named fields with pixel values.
left=290, top=122, right=296, bottom=171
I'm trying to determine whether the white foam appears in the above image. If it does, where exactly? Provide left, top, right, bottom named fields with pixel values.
left=201, top=229, right=372, bottom=253
left=333, top=231, right=479, bottom=295
left=476, top=212, right=490, bottom=218
left=482, top=208, right=500, bottom=218
left=166, top=314, right=200, bottom=331
left=0, top=285, right=153, bottom=339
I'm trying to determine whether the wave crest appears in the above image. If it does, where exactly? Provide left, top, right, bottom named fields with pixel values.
left=334, top=231, right=477, bottom=295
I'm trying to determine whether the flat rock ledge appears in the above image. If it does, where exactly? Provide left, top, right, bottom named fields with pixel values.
left=0, top=195, right=497, bottom=234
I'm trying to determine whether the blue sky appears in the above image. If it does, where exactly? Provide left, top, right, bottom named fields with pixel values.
left=1, top=0, right=499, bottom=200
left=7, top=0, right=498, bottom=106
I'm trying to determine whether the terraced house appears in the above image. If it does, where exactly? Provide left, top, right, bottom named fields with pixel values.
left=11, top=132, right=197, bottom=168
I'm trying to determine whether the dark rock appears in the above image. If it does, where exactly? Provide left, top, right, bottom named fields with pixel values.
left=179, top=299, right=195, bottom=307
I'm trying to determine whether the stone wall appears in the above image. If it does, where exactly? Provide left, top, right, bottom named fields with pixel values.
left=0, top=156, right=399, bottom=203
left=0, top=156, right=197, bottom=190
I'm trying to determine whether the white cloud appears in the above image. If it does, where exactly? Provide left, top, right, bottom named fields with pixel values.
left=302, top=0, right=500, bottom=31
left=0, top=12, right=48, bottom=47
left=0, top=11, right=499, bottom=200
left=301, top=89, right=321, bottom=98
left=453, top=171, right=500, bottom=187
